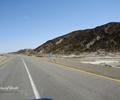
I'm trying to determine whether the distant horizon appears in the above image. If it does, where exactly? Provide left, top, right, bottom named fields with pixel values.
left=0, top=21, right=120, bottom=54
left=0, top=0, right=120, bottom=53
left=1, top=21, right=119, bottom=54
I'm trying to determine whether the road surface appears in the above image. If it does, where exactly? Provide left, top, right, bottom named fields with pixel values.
left=0, top=55, right=120, bottom=100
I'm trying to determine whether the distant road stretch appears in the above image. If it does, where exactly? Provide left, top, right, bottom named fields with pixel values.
left=0, top=55, right=120, bottom=100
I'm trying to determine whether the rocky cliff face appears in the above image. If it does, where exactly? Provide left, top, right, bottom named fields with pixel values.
left=34, top=22, right=120, bottom=55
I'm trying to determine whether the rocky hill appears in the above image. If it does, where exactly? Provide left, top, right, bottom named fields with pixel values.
left=16, top=22, right=120, bottom=55
left=34, top=22, right=120, bottom=55
left=16, top=49, right=34, bottom=56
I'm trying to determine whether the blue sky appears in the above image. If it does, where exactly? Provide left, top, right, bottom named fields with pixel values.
left=0, top=0, right=120, bottom=53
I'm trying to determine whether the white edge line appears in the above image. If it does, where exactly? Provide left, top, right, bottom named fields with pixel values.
left=21, top=58, right=41, bottom=99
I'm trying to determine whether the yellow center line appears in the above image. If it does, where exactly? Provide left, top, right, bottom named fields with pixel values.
left=48, top=61, right=120, bottom=84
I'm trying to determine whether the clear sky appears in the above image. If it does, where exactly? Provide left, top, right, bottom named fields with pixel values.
left=0, top=0, right=120, bottom=53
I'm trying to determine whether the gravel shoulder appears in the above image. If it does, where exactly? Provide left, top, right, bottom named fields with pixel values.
left=0, top=54, right=14, bottom=67
left=33, top=54, right=120, bottom=80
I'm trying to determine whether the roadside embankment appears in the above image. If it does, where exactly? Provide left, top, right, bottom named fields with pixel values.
left=46, top=56, right=120, bottom=80
left=0, top=54, right=13, bottom=67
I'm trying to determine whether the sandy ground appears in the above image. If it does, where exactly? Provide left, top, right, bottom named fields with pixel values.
left=55, top=52, right=120, bottom=68
left=30, top=52, right=120, bottom=79
left=0, top=55, right=7, bottom=63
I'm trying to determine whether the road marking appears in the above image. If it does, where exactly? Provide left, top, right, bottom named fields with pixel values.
left=21, top=58, right=41, bottom=99
left=49, top=61, right=120, bottom=84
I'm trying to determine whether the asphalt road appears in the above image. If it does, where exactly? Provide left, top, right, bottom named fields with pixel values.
left=0, top=55, right=120, bottom=100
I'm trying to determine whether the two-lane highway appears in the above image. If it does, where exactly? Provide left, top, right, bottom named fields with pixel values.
left=0, top=55, right=120, bottom=100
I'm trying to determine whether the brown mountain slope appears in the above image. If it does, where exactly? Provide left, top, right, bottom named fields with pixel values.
left=16, top=49, right=34, bottom=56
left=34, top=22, right=120, bottom=55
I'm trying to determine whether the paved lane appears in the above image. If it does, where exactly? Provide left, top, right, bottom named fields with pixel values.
left=0, top=55, right=120, bottom=100
left=0, top=56, right=34, bottom=100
